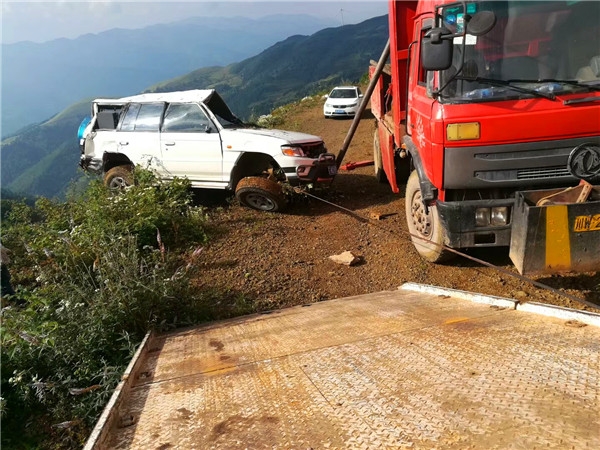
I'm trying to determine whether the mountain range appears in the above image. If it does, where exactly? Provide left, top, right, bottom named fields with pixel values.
left=1, top=14, right=388, bottom=200
left=1, top=14, right=336, bottom=138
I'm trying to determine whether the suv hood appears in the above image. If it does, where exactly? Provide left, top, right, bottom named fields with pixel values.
left=229, top=128, right=322, bottom=144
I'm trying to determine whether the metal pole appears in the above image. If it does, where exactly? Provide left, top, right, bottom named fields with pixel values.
left=336, top=39, right=391, bottom=168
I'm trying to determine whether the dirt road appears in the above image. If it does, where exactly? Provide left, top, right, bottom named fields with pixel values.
left=192, top=95, right=599, bottom=313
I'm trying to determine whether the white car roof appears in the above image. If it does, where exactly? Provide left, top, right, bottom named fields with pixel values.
left=93, top=89, right=215, bottom=104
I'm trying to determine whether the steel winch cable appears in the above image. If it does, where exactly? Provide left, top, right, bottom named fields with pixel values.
left=293, top=187, right=600, bottom=311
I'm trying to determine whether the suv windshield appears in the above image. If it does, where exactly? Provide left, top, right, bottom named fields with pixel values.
left=436, top=1, right=600, bottom=102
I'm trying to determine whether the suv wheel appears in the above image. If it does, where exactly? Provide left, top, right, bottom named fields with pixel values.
left=235, top=177, right=286, bottom=212
left=104, top=166, right=133, bottom=190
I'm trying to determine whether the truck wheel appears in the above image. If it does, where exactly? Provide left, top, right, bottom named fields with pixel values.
left=104, top=166, right=133, bottom=190
left=235, top=177, right=286, bottom=212
left=373, top=131, right=387, bottom=184
left=405, top=171, right=452, bottom=263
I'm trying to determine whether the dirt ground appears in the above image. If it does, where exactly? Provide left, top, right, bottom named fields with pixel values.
left=191, top=96, right=599, bottom=314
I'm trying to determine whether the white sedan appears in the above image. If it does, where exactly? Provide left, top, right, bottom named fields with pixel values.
left=323, top=86, right=363, bottom=118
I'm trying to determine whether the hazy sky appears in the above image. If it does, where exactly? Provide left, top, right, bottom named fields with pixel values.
left=1, top=1, right=389, bottom=44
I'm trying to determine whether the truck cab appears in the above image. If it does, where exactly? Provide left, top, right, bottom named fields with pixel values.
left=372, top=0, right=600, bottom=262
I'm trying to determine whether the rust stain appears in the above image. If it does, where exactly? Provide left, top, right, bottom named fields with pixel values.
left=444, top=317, right=470, bottom=325
left=176, top=408, right=193, bottom=419
left=211, top=415, right=280, bottom=440
left=209, top=339, right=225, bottom=352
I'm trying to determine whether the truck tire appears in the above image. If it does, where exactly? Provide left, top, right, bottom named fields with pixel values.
left=104, top=166, right=133, bottom=190
left=405, top=170, right=452, bottom=263
left=373, top=131, right=388, bottom=184
left=235, top=177, right=286, bottom=212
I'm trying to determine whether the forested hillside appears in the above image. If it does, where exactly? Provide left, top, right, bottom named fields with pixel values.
left=149, top=15, right=389, bottom=118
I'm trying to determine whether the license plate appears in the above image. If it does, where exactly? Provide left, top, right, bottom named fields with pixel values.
left=335, top=109, right=344, bottom=114
left=328, top=165, right=338, bottom=175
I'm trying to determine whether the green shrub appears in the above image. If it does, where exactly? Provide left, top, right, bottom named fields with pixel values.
left=1, top=170, right=213, bottom=449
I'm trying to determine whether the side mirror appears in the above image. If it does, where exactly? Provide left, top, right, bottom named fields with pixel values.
left=422, top=27, right=453, bottom=71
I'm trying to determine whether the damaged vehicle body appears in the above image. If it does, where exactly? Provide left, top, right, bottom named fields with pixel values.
left=78, top=89, right=337, bottom=211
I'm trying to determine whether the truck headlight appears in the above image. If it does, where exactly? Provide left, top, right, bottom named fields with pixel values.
left=282, top=145, right=305, bottom=157
left=491, top=207, right=509, bottom=226
left=475, top=208, right=491, bottom=227
left=475, top=207, right=509, bottom=227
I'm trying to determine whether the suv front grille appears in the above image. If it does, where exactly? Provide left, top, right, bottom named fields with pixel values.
left=300, top=142, right=327, bottom=158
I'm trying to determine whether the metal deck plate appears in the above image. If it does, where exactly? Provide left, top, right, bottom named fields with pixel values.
left=106, top=289, right=600, bottom=449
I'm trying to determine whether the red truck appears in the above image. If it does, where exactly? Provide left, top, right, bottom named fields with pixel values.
left=370, top=0, right=600, bottom=271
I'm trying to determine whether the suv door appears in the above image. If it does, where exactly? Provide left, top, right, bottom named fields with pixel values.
left=117, top=102, right=164, bottom=172
left=160, top=102, right=223, bottom=182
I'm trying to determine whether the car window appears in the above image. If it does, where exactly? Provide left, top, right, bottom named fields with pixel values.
left=134, top=103, right=165, bottom=132
left=120, top=104, right=141, bottom=131
left=162, top=103, right=212, bottom=132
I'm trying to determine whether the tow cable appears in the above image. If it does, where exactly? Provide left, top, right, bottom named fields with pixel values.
left=293, top=187, right=600, bottom=311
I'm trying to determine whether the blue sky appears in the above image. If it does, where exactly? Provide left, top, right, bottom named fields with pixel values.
left=1, top=1, right=388, bottom=44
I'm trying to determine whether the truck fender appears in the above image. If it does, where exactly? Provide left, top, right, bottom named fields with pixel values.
left=402, top=136, right=437, bottom=203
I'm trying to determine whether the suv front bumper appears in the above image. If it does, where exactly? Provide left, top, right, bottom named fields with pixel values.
left=295, top=153, right=337, bottom=184
left=79, top=155, right=103, bottom=174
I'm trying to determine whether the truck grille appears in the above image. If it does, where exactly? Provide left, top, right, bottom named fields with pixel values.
left=516, top=166, right=570, bottom=180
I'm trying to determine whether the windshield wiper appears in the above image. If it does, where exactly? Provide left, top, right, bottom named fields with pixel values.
left=456, top=76, right=557, bottom=100
left=537, top=79, right=600, bottom=92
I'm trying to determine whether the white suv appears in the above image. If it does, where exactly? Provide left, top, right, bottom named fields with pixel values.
left=78, top=89, right=336, bottom=211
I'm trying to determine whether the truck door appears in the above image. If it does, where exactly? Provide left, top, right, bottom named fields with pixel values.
left=160, top=102, right=223, bottom=182
left=408, top=17, right=438, bottom=186
left=117, top=102, right=163, bottom=171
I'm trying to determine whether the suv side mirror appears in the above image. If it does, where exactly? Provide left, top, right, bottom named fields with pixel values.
left=422, top=27, right=453, bottom=71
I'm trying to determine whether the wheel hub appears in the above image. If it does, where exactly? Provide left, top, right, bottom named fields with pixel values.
left=246, top=193, right=276, bottom=211
left=109, top=177, right=129, bottom=190
left=411, top=191, right=432, bottom=237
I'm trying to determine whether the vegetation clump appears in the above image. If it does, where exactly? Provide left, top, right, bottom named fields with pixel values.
left=0, top=170, right=215, bottom=449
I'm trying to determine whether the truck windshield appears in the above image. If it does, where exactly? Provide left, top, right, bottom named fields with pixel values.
left=436, top=1, right=600, bottom=102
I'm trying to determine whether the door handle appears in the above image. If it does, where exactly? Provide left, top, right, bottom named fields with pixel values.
left=164, top=142, right=175, bottom=146
left=119, top=142, right=129, bottom=146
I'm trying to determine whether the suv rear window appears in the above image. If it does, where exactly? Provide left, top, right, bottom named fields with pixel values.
left=119, top=103, right=164, bottom=132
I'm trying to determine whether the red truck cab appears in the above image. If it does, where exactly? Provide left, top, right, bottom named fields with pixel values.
left=372, top=0, right=600, bottom=262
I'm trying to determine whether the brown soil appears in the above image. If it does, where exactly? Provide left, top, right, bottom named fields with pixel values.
left=192, top=96, right=599, bottom=314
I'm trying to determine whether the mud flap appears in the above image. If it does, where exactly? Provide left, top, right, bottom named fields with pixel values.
left=509, top=186, right=600, bottom=275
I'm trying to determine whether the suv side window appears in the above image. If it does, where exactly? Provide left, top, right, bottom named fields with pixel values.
left=119, top=103, right=165, bottom=132
left=162, top=103, right=212, bottom=132
left=134, top=103, right=165, bottom=132
left=120, top=104, right=141, bottom=132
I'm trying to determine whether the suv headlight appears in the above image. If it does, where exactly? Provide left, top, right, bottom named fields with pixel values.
left=282, top=145, right=305, bottom=157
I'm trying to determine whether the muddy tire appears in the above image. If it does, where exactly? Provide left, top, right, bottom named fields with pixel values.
left=104, top=166, right=133, bottom=190
left=405, top=170, right=453, bottom=263
left=235, top=177, right=286, bottom=212
left=373, top=131, right=388, bottom=184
